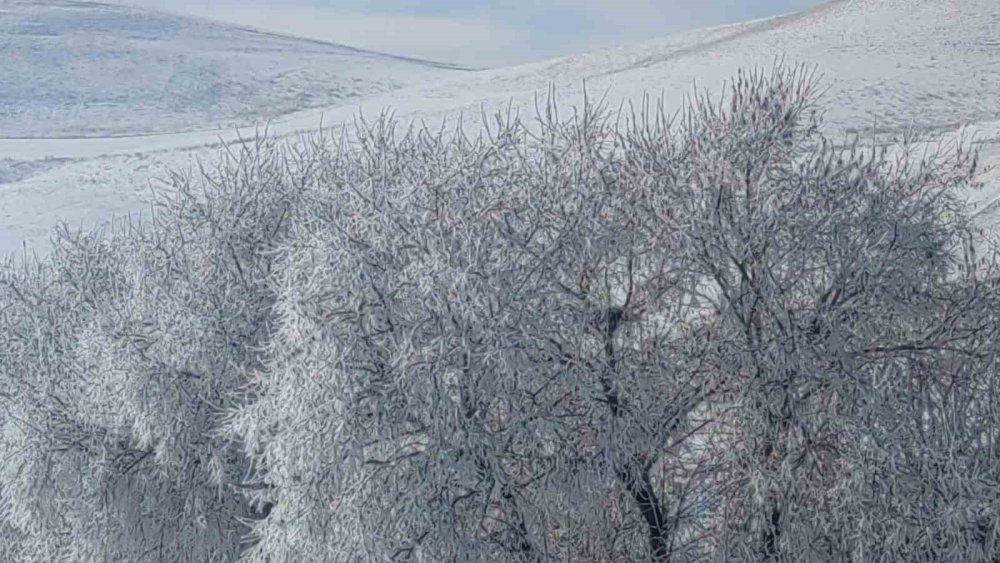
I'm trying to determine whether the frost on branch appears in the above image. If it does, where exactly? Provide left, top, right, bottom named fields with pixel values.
left=0, top=134, right=311, bottom=561
left=2, top=65, right=1000, bottom=562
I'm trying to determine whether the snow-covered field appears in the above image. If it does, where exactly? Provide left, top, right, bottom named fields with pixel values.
left=0, top=0, right=466, bottom=138
left=1, top=0, right=999, bottom=256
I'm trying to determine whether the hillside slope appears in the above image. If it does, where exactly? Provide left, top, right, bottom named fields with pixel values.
left=0, top=0, right=465, bottom=138
left=1, top=0, right=998, bottom=256
left=409, top=0, right=1000, bottom=138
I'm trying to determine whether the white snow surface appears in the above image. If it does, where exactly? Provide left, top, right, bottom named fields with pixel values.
left=0, top=0, right=466, bottom=138
left=1, top=0, right=999, bottom=256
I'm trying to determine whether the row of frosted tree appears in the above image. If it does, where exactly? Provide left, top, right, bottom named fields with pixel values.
left=2, top=65, right=999, bottom=561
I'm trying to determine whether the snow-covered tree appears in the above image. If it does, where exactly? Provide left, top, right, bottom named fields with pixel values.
left=0, top=133, right=315, bottom=561
left=665, top=68, right=1000, bottom=562
left=2, top=65, right=998, bottom=562
left=224, top=65, right=1000, bottom=562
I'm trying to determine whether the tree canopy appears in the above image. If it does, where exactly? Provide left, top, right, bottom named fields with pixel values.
left=2, top=65, right=999, bottom=562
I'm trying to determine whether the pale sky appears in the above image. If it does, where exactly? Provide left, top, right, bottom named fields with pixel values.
left=116, top=0, right=827, bottom=68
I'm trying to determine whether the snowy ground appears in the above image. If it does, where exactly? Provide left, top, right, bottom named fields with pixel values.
left=1, top=0, right=999, bottom=257
left=0, top=0, right=466, bottom=138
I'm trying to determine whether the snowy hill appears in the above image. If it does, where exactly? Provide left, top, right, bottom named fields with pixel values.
left=400, top=0, right=1000, bottom=139
left=1, top=0, right=999, bottom=255
left=0, top=0, right=466, bottom=138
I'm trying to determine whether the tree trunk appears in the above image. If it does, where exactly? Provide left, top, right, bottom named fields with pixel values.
left=602, top=307, right=673, bottom=562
